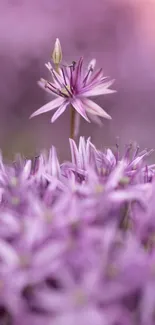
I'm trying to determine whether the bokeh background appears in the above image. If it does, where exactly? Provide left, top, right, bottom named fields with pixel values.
left=0, top=0, right=155, bottom=161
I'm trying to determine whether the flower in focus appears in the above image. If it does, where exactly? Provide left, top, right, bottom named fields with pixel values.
left=30, top=40, right=115, bottom=124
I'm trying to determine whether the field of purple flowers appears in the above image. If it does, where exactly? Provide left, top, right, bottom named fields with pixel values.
left=0, top=135, right=155, bottom=325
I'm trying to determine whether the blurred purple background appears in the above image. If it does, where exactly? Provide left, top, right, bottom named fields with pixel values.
left=0, top=0, right=155, bottom=160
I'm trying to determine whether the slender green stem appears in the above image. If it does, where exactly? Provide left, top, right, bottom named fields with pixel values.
left=55, top=63, right=60, bottom=74
left=70, top=106, right=75, bottom=140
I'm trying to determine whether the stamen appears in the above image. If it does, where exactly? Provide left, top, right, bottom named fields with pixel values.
left=124, top=144, right=132, bottom=160
left=74, top=57, right=83, bottom=86
left=69, top=65, right=73, bottom=89
left=87, top=68, right=103, bottom=85
left=51, top=68, right=63, bottom=88
left=72, top=61, right=76, bottom=70
left=132, top=146, right=140, bottom=160
left=61, top=68, right=67, bottom=85
left=83, top=67, right=93, bottom=86
left=51, top=68, right=73, bottom=97
left=45, top=84, right=60, bottom=97
left=115, top=142, right=119, bottom=162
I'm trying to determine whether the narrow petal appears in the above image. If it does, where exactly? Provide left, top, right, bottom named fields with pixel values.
left=84, top=87, right=116, bottom=97
left=22, top=160, right=32, bottom=181
left=83, top=59, right=96, bottom=85
left=82, top=98, right=112, bottom=119
left=86, top=68, right=103, bottom=87
left=87, top=112, right=103, bottom=126
left=51, top=67, right=72, bottom=96
left=69, top=138, right=81, bottom=167
left=88, top=58, right=96, bottom=70
left=72, top=98, right=90, bottom=122
left=51, top=101, right=68, bottom=122
left=37, top=79, right=51, bottom=94
left=82, top=79, right=116, bottom=97
left=30, top=97, right=65, bottom=118
left=74, top=57, right=83, bottom=86
left=47, top=146, right=61, bottom=178
left=106, top=160, right=127, bottom=190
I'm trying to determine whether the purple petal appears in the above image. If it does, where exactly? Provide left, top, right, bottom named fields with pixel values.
left=86, top=68, right=104, bottom=87
left=51, top=101, right=68, bottom=122
left=82, top=98, right=112, bottom=119
left=50, top=146, right=61, bottom=177
left=83, top=59, right=96, bottom=85
left=37, top=79, right=53, bottom=95
left=21, top=160, right=32, bottom=181
left=69, top=138, right=81, bottom=167
left=87, top=112, right=103, bottom=126
left=30, top=97, right=65, bottom=118
left=87, top=58, right=96, bottom=71
left=72, top=98, right=90, bottom=122
left=106, top=160, right=127, bottom=190
left=82, top=80, right=116, bottom=97
left=73, top=57, right=83, bottom=86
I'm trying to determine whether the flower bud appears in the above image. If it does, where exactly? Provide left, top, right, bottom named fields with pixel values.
left=52, top=38, right=62, bottom=65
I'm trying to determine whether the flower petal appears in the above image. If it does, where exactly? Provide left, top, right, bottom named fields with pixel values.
left=87, top=58, right=96, bottom=71
left=82, top=80, right=116, bottom=97
left=72, top=98, right=90, bottom=122
left=69, top=138, right=81, bottom=167
left=51, top=101, right=68, bottom=122
left=83, top=59, right=97, bottom=85
left=87, top=112, right=103, bottom=126
left=37, top=79, right=52, bottom=95
left=82, top=98, right=112, bottom=119
left=73, top=57, right=83, bottom=86
left=30, top=97, right=65, bottom=118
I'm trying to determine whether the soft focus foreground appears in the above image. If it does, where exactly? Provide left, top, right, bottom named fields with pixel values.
left=0, top=137, right=155, bottom=324
left=1, top=0, right=155, bottom=159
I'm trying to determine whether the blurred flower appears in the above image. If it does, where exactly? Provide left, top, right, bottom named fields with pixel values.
left=30, top=53, right=115, bottom=123
left=0, top=137, right=154, bottom=324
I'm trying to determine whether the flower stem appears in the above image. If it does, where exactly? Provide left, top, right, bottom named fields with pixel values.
left=70, top=106, right=75, bottom=139
left=55, top=64, right=60, bottom=74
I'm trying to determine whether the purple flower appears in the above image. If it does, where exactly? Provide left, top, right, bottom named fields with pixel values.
left=0, top=137, right=154, bottom=324
left=30, top=56, right=115, bottom=123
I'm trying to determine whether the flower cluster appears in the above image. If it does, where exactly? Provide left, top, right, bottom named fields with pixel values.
left=0, top=137, right=155, bottom=325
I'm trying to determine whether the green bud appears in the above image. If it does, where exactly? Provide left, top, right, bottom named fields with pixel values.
left=52, top=38, right=62, bottom=65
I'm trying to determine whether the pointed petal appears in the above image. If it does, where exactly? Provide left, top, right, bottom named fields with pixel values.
left=86, top=68, right=103, bottom=86
left=22, top=160, right=32, bottom=181
left=85, top=88, right=116, bottom=97
left=69, top=138, right=81, bottom=168
left=83, top=59, right=97, bottom=85
left=87, top=58, right=96, bottom=71
left=51, top=101, right=68, bottom=122
left=106, top=160, right=127, bottom=190
left=74, top=57, right=83, bottom=86
left=82, top=98, right=112, bottom=119
left=45, top=62, right=52, bottom=72
left=82, top=79, right=116, bottom=97
left=49, top=65, right=67, bottom=88
left=50, top=146, right=61, bottom=177
left=87, top=112, right=103, bottom=126
left=30, top=97, right=65, bottom=118
left=37, top=79, right=50, bottom=93
left=72, top=98, right=90, bottom=122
